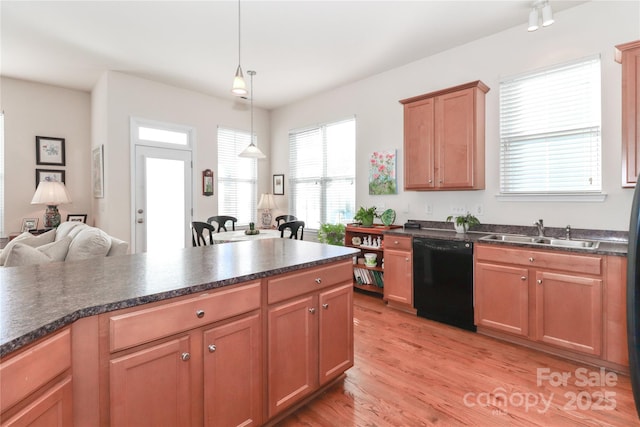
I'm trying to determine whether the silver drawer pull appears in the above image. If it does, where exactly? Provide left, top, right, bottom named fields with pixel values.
left=315, top=278, right=322, bottom=284
left=521, top=276, right=527, bottom=281
left=181, top=352, right=191, bottom=361
left=537, top=279, right=543, bottom=285
left=322, top=303, right=329, bottom=309
left=529, top=257, right=535, bottom=262
left=196, top=310, right=205, bottom=318
left=309, top=307, right=316, bottom=314
left=208, top=344, right=216, bottom=353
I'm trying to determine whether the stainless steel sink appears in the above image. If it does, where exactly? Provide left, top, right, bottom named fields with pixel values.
left=479, top=234, right=599, bottom=249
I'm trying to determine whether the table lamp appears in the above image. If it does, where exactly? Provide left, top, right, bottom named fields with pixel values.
left=31, top=180, right=72, bottom=229
left=257, top=193, right=278, bottom=229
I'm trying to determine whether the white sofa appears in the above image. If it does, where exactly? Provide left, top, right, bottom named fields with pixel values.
left=0, top=221, right=129, bottom=268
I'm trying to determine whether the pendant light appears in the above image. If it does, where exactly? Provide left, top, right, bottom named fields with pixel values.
left=239, top=70, right=266, bottom=158
left=231, top=0, right=247, bottom=96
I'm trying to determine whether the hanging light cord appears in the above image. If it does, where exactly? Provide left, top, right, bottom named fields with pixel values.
left=237, top=0, right=241, bottom=66
left=249, top=70, right=255, bottom=145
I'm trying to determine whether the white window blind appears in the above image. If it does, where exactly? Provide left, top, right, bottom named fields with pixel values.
left=289, top=118, right=356, bottom=230
left=499, top=56, right=601, bottom=194
left=217, top=127, right=257, bottom=225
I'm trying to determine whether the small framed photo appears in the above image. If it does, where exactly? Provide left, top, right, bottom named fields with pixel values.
left=202, top=169, right=214, bottom=196
left=93, top=145, right=104, bottom=198
left=35, top=169, right=65, bottom=189
left=273, top=174, right=284, bottom=195
left=36, top=136, right=65, bottom=166
left=67, top=214, right=87, bottom=223
left=21, top=218, right=39, bottom=232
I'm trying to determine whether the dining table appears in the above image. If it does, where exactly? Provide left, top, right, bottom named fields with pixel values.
left=211, top=229, right=281, bottom=243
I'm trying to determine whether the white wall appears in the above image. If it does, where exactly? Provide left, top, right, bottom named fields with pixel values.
left=270, top=1, right=640, bottom=231
left=1, top=77, right=91, bottom=235
left=91, top=71, right=271, bottom=244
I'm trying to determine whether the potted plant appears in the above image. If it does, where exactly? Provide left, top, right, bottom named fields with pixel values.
left=446, top=212, right=480, bottom=234
left=317, top=223, right=345, bottom=246
left=354, top=206, right=378, bottom=227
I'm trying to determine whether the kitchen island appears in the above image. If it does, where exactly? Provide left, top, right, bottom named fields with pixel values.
left=0, top=239, right=360, bottom=426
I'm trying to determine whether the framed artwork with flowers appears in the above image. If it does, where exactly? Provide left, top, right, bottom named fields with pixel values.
left=369, top=150, right=397, bottom=195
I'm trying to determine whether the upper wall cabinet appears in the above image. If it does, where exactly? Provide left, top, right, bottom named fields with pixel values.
left=616, top=40, right=640, bottom=188
left=400, top=81, right=489, bottom=191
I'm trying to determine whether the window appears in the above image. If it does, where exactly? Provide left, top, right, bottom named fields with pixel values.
left=218, top=127, right=257, bottom=225
left=289, top=117, right=356, bottom=230
left=499, top=56, right=601, bottom=195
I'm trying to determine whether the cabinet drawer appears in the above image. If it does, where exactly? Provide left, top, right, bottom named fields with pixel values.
left=1, top=329, right=71, bottom=412
left=384, top=235, right=412, bottom=251
left=475, top=244, right=602, bottom=276
left=110, top=281, right=261, bottom=352
left=268, top=261, right=352, bottom=304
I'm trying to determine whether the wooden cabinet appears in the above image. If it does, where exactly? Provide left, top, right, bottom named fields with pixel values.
left=475, top=244, right=613, bottom=362
left=0, top=329, right=73, bottom=427
left=383, top=235, right=414, bottom=312
left=267, top=261, right=353, bottom=418
left=616, top=40, right=640, bottom=187
left=400, top=80, right=489, bottom=191
left=344, top=224, right=401, bottom=294
left=104, top=282, right=262, bottom=427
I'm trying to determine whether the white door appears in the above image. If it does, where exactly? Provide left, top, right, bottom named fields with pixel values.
left=134, top=146, right=192, bottom=253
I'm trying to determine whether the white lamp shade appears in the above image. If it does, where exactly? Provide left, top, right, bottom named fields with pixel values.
left=239, top=143, right=266, bottom=158
left=541, top=3, right=554, bottom=26
left=31, top=181, right=72, bottom=205
left=231, top=65, right=248, bottom=96
left=257, top=193, right=278, bottom=210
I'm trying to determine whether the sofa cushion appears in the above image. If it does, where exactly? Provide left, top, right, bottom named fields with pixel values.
left=4, top=237, right=72, bottom=267
left=107, top=237, right=129, bottom=257
left=0, top=229, right=56, bottom=265
left=66, top=227, right=112, bottom=261
left=55, top=221, right=89, bottom=241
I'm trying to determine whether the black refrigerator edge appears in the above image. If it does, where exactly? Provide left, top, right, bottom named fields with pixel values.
left=627, top=177, right=640, bottom=418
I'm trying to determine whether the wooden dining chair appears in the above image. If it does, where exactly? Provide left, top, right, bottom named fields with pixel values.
left=278, top=220, right=305, bottom=240
left=206, top=216, right=238, bottom=232
left=275, top=214, right=297, bottom=227
left=191, top=221, right=217, bottom=246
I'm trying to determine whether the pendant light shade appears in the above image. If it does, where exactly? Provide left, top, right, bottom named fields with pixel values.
left=231, top=0, right=247, bottom=96
left=239, top=70, right=265, bottom=159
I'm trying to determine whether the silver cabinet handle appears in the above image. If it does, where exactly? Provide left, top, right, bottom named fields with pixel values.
left=181, top=352, right=191, bottom=361
left=521, top=276, right=527, bottom=281
left=309, top=307, right=316, bottom=314
left=208, top=344, right=216, bottom=353
left=315, top=278, right=322, bottom=284
left=196, top=310, right=205, bottom=318
left=529, top=257, right=535, bottom=262
left=537, top=279, right=543, bottom=285
left=322, top=303, right=329, bottom=309
left=405, top=257, right=409, bottom=262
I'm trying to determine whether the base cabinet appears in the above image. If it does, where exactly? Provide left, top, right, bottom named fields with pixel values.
left=383, top=235, right=414, bottom=311
left=267, top=262, right=353, bottom=419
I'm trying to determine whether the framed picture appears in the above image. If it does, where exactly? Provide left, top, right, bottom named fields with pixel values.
left=36, top=136, right=65, bottom=166
left=273, top=174, right=284, bottom=195
left=67, top=214, right=87, bottom=223
left=21, top=218, right=39, bottom=232
left=93, top=145, right=104, bottom=198
left=202, top=169, right=214, bottom=196
left=35, top=169, right=65, bottom=189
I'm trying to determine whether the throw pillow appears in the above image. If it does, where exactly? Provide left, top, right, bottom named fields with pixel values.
left=66, top=227, right=112, bottom=261
left=0, top=229, right=56, bottom=265
left=55, top=221, right=89, bottom=241
left=4, top=237, right=72, bottom=267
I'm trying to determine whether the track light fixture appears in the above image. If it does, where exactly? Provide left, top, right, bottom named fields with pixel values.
left=528, top=0, right=554, bottom=32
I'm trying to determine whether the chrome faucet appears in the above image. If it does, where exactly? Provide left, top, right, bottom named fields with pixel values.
left=534, top=219, right=545, bottom=237
left=566, top=225, right=571, bottom=240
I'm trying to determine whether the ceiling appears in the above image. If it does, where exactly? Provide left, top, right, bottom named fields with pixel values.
left=1, top=1, right=587, bottom=110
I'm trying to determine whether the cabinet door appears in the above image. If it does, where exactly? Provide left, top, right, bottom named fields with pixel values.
left=267, top=295, right=317, bottom=418
left=1, top=377, right=72, bottom=427
left=435, top=88, right=476, bottom=189
left=383, top=249, right=413, bottom=308
left=203, top=313, right=262, bottom=427
left=110, top=336, right=193, bottom=427
left=404, top=97, right=435, bottom=189
left=475, top=262, right=529, bottom=337
left=535, top=271, right=603, bottom=356
left=618, top=41, right=640, bottom=186
left=318, top=284, right=353, bottom=385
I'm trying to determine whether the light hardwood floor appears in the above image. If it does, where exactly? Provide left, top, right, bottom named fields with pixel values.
left=279, top=290, right=640, bottom=426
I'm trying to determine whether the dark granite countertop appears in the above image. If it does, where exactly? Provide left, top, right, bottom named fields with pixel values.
left=384, top=221, right=629, bottom=257
left=0, top=239, right=359, bottom=357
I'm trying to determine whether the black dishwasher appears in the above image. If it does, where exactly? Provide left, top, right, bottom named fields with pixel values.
left=412, top=237, right=475, bottom=332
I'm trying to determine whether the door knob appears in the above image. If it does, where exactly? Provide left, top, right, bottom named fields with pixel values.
left=137, top=209, right=144, bottom=214
left=137, top=218, right=144, bottom=223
